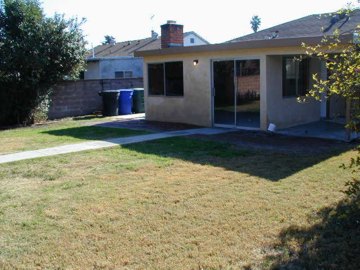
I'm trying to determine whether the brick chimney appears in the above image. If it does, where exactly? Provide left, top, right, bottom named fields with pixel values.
left=161, top=20, right=183, bottom=48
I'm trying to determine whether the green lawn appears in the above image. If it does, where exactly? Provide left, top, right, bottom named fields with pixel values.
left=0, top=116, right=148, bottom=154
left=0, top=136, right=358, bottom=269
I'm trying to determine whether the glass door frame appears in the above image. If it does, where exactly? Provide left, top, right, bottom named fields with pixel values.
left=212, top=59, right=237, bottom=128
left=211, top=57, right=261, bottom=130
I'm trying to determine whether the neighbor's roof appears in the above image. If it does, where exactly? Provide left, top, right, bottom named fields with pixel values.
left=87, top=31, right=210, bottom=59
left=136, top=10, right=359, bottom=57
left=229, top=9, right=360, bottom=42
left=86, top=37, right=159, bottom=59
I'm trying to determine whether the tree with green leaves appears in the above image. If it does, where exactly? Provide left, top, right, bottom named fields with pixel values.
left=301, top=8, right=360, bottom=134
left=102, top=35, right=116, bottom=45
left=302, top=5, right=360, bottom=222
left=268, top=8, right=360, bottom=267
left=0, top=0, right=87, bottom=126
left=250, top=15, right=261, bottom=33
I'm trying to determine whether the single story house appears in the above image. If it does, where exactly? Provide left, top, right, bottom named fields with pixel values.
left=135, top=10, right=359, bottom=132
left=84, top=25, right=209, bottom=80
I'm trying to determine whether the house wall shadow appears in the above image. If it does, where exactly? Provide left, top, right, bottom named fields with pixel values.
left=42, top=125, right=352, bottom=181
left=41, top=126, right=146, bottom=141
left=120, top=136, right=352, bottom=181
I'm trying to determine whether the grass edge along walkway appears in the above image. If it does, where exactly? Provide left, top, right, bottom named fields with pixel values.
left=0, top=128, right=231, bottom=164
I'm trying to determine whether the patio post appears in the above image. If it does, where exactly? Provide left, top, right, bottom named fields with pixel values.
left=345, top=98, right=351, bottom=141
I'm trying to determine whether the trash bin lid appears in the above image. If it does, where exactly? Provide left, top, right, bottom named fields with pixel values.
left=119, top=89, right=133, bottom=92
left=101, top=90, right=121, bottom=93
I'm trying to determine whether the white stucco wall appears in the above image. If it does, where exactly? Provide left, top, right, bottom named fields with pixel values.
left=143, top=46, right=324, bottom=130
left=265, top=56, right=321, bottom=129
left=144, top=49, right=268, bottom=127
left=144, top=56, right=212, bottom=126
left=84, top=61, right=100, bottom=80
left=183, top=33, right=208, bottom=46
left=99, top=58, right=143, bottom=79
left=84, top=58, right=144, bottom=79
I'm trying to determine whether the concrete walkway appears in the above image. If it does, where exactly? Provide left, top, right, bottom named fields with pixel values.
left=0, top=128, right=231, bottom=164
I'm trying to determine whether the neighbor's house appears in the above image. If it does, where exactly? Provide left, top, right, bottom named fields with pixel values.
left=84, top=25, right=209, bottom=80
left=183, top=31, right=209, bottom=46
left=136, top=11, right=360, bottom=131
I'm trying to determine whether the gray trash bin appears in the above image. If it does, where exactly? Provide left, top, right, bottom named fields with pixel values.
left=98, top=90, right=120, bottom=116
left=132, top=88, right=144, bottom=113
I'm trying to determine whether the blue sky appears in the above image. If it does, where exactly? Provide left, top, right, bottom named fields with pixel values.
left=41, top=0, right=357, bottom=46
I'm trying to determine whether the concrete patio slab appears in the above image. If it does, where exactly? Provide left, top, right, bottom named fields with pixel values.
left=276, top=120, right=356, bottom=141
left=0, top=128, right=231, bottom=164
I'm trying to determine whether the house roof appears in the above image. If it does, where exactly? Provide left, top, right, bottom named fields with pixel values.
left=86, top=30, right=210, bottom=59
left=135, top=10, right=359, bottom=57
left=86, top=37, right=159, bottom=59
left=229, top=9, right=360, bottom=42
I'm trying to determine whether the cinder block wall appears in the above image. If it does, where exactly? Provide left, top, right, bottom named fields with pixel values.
left=48, top=78, right=143, bottom=119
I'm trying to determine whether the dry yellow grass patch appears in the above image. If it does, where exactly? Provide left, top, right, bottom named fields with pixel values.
left=0, top=117, right=148, bottom=154
left=0, top=137, right=354, bottom=269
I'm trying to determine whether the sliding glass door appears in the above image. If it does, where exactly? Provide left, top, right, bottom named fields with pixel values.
left=213, top=59, right=260, bottom=128
left=235, top=59, right=260, bottom=128
left=213, top=60, right=235, bottom=126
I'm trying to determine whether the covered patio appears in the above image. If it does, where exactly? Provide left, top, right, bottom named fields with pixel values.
left=277, top=119, right=356, bottom=141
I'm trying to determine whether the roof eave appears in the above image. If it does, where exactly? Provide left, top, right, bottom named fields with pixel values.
left=86, top=56, right=144, bottom=61
left=86, top=58, right=100, bottom=62
left=135, top=34, right=353, bottom=57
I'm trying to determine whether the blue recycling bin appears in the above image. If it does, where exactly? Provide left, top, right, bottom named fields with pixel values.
left=118, top=89, right=134, bottom=115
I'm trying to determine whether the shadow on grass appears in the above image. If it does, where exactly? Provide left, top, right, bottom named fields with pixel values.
left=264, top=191, right=360, bottom=269
left=41, top=123, right=352, bottom=181
left=41, top=126, right=147, bottom=141
left=121, top=136, right=352, bottom=181
left=72, top=115, right=104, bottom=121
